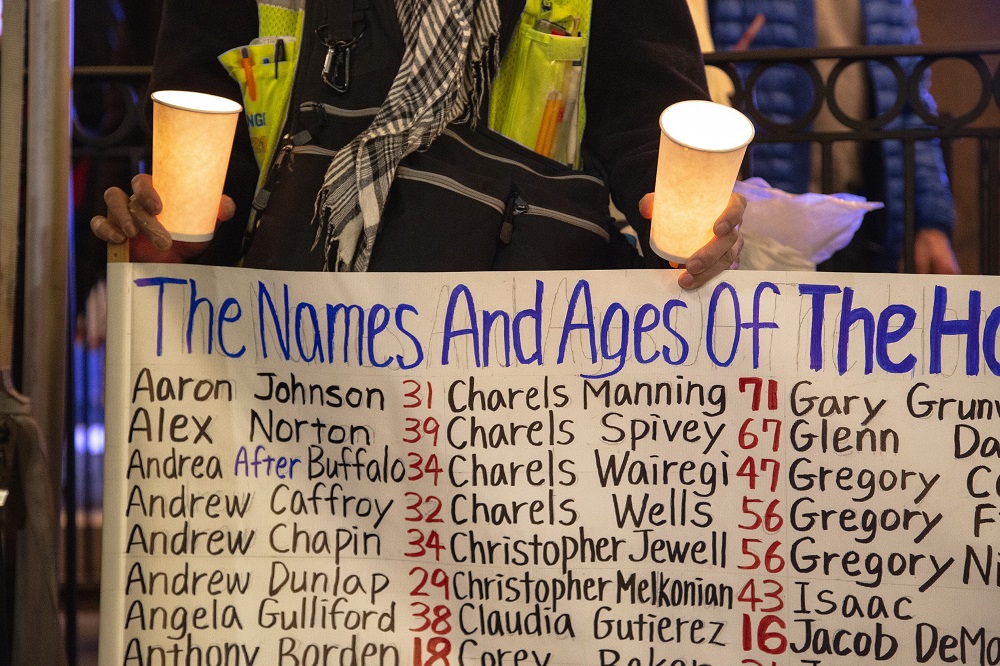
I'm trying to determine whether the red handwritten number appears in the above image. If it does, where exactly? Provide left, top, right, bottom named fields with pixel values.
left=413, top=637, right=451, bottom=666
left=738, top=419, right=760, bottom=450
left=405, top=493, right=445, bottom=523
left=738, top=377, right=785, bottom=661
left=761, top=419, right=781, bottom=451
left=403, top=381, right=448, bottom=666
left=742, top=614, right=788, bottom=655
left=403, top=380, right=434, bottom=409
left=737, top=579, right=784, bottom=613
left=739, top=418, right=782, bottom=451
left=410, top=603, right=452, bottom=634
left=737, top=456, right=757, bottom=488
left=409, top=567, right=450, bottom=599
left=411, top=602, right=432, bottom=631
left=407, top=453, right=443, bottom=485
left=737, top=578, right=762, bottom=609
left=403, top=417, right=441, bottom=446
left=739, top=539, right=785, bottom=573
left=739, top=378, right=763, bottom=410
left=739, top=498, right=784, bottom=533
left=737, top=457, right=781, bottom=492
left=406, top=529, right=446, bottom=560
left=739, top=377, right=778, bottom=411
left=739, top=538, right=761, bottom=570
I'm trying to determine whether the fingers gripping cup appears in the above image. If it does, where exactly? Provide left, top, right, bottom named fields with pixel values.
left=650, top=100, right=755, bottom=264
left=151, top=90, right=242, bottom=241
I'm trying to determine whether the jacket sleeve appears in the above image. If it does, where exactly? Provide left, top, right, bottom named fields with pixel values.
left=583, top=0, right=710, bottom=244
left=889, top=0, right=956, bottom=235
left=913, top=108, right=956, bottom=234
left=148, top=0, right=260, bottom=265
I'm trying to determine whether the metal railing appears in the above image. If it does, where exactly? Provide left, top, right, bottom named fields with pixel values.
left=72, top=65, right=154, bottom=173
left=704, top=42, right=1000, bottom=273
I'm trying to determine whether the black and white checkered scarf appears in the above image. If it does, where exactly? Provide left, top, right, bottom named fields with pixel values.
left=313, top=0, right=500, bottom=271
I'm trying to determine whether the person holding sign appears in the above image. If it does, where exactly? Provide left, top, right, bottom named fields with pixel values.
left=91, top=0, right=745, bottom=290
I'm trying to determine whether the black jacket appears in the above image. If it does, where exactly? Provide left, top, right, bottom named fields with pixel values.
left=148, top=0, right=709, bottom=269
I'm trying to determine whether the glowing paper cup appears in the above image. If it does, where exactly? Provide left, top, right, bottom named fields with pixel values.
left=650, top=100, right=755, bottom=263
left=151, top=90, right=242, bottom=242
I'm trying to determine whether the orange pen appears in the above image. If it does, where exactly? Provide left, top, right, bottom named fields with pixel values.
left=534, top=92, right=562, bottom=157
left=241, top=47, right=258, bottom=101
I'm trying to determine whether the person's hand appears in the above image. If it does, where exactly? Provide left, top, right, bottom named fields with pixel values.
left=914, top=228, right=960, bottom=275
left=639, top=191, right=746, bottom=290
left=90, top=174, right=235, bottom=263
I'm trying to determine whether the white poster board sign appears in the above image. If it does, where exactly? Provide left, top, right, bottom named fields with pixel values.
left=99, top=264, right=1000, bottom=666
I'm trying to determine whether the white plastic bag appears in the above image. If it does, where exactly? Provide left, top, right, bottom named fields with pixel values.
left=735, top=178, right=884, bottom=270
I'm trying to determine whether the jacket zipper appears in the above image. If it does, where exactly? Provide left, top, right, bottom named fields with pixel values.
left=282, top=150, right=610, bottom=243
left=394, top=167, right=507, bottom=214
left=241, top=129, right=312, bottom=254
left=393, top=168, right=609, bottom=243
left=292, top=112, right=600, bottom=188
left=299, top=101, right=380, bottom=118
left=252, top=129, right=315, bottom=211
left=500, top=192, right=528, bottom=244
left=440, top=128, right=605, bottom=186
left=522, top=202, right=610, bottom=242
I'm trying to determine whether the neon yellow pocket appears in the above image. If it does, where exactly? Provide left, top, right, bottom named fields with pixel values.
left=219, top=37, right=298, bottom=178
left=491, top=22, right=585, bottom=166
left=490, top=0, right=591, bottom=168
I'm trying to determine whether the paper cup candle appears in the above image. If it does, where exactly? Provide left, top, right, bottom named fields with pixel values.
left=650, top=100, right=755, bottom=263
left=151, top=90, right=242, bottom=241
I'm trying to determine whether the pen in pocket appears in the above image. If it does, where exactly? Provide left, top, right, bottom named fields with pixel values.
left=274, top=39, right=286, bottom=79
left=534, top=18, right=569, bottom=35
left=241, top=47, right=258, bottom=101
left=560, top=58, right=584, bottom=166
left=535, top=91, right=562, bottom=157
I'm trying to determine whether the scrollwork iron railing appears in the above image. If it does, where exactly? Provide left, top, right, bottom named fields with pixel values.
left=72, top=65, right=154, bottom=173
left=705, top=42, right=1000, bottom=274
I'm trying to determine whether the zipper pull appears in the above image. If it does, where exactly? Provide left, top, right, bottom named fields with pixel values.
left=252, top=143, right=290, bottom=212
left=252, top=129, right=309, bottom=213
left=500, top=192, right=527, bottom=244
left=289, top=128, right=312, bottom=147
left=244, top=131, right=312, bottom=254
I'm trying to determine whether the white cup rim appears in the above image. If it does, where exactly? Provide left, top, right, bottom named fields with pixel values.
left=659, top=100, right=755, bottom=153
left=151, top=90, right=243, bottom=115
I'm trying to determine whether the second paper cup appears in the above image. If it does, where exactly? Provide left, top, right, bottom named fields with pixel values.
left=151, top=90, right=242, bottom=242
left=650, top=100, right=755, bottom=264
